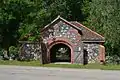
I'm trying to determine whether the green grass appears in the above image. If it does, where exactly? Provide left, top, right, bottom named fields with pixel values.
left=0, top=60, right=120, bottom=70
left=0, top=60, right=42, bottom=66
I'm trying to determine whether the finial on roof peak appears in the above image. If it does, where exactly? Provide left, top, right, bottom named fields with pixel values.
left=57, top=15, right=61, bottom=18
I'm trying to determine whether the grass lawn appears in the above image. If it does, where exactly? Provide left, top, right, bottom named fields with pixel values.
left=0, top=60, right=120, bottom=70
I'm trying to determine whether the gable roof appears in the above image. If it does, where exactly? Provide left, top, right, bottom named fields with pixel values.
left=70, top=21, right=105, bottom=42
left=41, top=15, right=82, bottom=32
left=41, top=16, right=105, bottom=42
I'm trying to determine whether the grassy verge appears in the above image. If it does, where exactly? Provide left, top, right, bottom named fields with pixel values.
left=0, top=60, right=120, bottom=70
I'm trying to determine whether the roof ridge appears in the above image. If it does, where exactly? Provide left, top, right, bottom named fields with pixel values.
left=41, top=16, right=82, bottom=32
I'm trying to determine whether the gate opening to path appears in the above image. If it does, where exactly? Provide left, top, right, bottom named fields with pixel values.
left=50, top=43, right=71, bottom=63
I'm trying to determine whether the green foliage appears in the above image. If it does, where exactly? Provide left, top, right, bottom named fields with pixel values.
left=0, top=48, right=3, bottom=55
left=0, top=0, right=33, bottom=49
left=1, top=0, right=120, bottom=60
left=86, top=0, right=120, bottom=57
left=0, top=0, right=88, bottom=50
left=44, top=0, right=87, bottom=21
left=9, top=46, right=18, bottom=55
left=106, top=55, right=120, bottom=65
left=28, top=36, right=36, bottom=41
left=0, top=0, right=45, bottom=50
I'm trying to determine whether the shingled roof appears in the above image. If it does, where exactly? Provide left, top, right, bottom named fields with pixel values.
left=70, top=21, right=105, bottom=42
left=41, top=16, right=105, bottom=42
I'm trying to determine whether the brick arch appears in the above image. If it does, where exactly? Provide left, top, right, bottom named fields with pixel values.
left=48, top=40, right=74, bottom=63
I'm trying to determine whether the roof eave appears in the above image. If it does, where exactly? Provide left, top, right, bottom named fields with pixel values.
left=82, top=40, right=105, bottom=43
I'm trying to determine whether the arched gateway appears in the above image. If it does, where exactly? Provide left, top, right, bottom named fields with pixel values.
left=50, top=43, right=71, bottom=63
left=40, top=16, right=105, bottom=64
left=20, top=16, right=105, bottom=64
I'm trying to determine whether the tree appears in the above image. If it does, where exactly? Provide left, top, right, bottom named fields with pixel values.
left=0, top=0, right=91, bottom=57
left=86, top=0, right=120, bottom=56
left=19, top=0, right=91, bottom=41
left=0, top=0, right=45, bottom=56
left=43, top=0, right=88, bottom=21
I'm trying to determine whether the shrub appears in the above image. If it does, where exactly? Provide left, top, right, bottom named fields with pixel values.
left=0, top=48, right=3, bottom=56
left=9, top=46, right=19, bottom=60
left=0, top=48, right=4, bottom=60
left=106, top=55, right=120, bottom=65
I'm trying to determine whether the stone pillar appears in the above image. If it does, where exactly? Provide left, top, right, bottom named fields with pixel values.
left=99, top=45, right=105, bottom=64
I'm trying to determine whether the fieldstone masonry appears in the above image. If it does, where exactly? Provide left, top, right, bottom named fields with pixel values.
left=20, top=42, right=41, bottom=61
left=84, top=43, right=99, bottom=63
left=20, top=16, right=105, bottom=64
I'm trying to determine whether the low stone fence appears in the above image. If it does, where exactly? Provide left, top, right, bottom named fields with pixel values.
left=19, top=41, right=42, bottom=61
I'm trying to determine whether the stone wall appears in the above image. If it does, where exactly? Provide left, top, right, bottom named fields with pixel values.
left=42, top=21, right=83, bottom=64
left=20, top=42, right=41, bottom=61
left=42, top=21, right=81, bottom=46
left=84, top=43, right=99, bottom=63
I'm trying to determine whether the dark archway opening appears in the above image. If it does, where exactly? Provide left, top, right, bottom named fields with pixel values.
left=50, top=43, right=71, bottom=63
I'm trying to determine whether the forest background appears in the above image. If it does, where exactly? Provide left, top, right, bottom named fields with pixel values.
left=0, top=0, right=120, bottom=62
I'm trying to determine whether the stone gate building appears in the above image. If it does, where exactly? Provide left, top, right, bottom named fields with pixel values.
left=20, top=16, right=105, bottom=64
